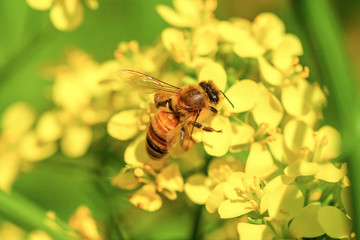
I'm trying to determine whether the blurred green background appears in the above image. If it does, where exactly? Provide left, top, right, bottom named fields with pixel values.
left=0, top=0, right=359, bottom=239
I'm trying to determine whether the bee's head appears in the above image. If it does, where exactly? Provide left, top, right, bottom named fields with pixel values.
left=199, top=81, right=234, bottom=108
left=199, top=81, right=220, bottom=105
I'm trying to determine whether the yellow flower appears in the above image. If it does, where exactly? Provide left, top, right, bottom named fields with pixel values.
left=237, top=222, right=275, bottom=240
left=46, top=50, right=123, bottom=158
left=283, top=122, right=345, bottom=182
left=156, top=0, right=216, bottom=28
left=289, top=204, right=353, bottom=239
left=184, top=156, right=243, bottom=205
left=0, top=222, right=24, bottom=240
left=129, top=184, right=163, bottom=212
left=26, top=0, right=98, bottom=31
left=0, top=103, right=56, bottom=191
left=69, top=206, right=102, bottom=240
left=112, top=161, right=184, bottom=211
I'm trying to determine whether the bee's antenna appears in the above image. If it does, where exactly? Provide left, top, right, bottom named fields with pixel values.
left=221, top=91, right=234, bottom=108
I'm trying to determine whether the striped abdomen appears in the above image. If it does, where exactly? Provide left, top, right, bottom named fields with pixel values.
left=146, top=111, right=179, bottom=160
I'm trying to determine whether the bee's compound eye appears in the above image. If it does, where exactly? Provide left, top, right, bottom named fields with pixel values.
left=199, top=82, right=207, bottom=88
left=211, top=90, right=219, bottom=104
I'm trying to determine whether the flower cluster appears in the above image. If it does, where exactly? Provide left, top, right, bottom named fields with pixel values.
left=106, top=0, right=353, bottom=239
left=1, top=0, right=354, bottom=239
left=26, top=0, right=98, bottom=31
left=0, top=49, right=123, bottom=192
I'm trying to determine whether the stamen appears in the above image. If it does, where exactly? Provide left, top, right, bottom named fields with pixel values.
left=249, top=200, right=259, bottom=211
left=241, top=177, right=249, bottom=192
left=236, top=187, right=247, bottom=194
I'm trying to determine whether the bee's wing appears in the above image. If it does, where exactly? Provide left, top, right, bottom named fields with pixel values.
left=119, top=70, right=181, bottom=94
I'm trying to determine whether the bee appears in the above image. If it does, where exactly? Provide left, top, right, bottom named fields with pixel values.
left=119, top=70, right=234, bottom=160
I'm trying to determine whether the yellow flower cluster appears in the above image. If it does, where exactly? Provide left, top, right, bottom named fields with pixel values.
left=0, top=50, right=123, bottom=192
left=0, top=0, right=353, bottom=239
left=26, top=0, right=98, bottom=31
left=106, top=0, right=353, bottom=239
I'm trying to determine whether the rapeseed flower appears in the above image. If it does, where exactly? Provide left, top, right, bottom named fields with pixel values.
left=26, top=0, right=98, bottom=31
left=5, top=0, right=351, bottom=238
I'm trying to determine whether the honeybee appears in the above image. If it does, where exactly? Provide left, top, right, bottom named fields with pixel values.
left=119, top=70, right=234, bottom=160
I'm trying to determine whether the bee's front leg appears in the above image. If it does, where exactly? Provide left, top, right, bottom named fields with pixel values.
left=191, top=122, right=222, bottom=133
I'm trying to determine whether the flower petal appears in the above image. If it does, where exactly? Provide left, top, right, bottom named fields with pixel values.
left=316, top=125, right=341, bottom=161
left=129, top=184, right=163, bottom=212
left=252, top=12, right=285, bottom=50
left=233, top=35, right=265, bottom=58
left=0, top=151, right=20, bottom=192
left=217, top=20, right=250, bottom=43
left=193, top=26, right=218, bottom=56
left=111, top=171, right=140, bottom=190
left=230, top=123, right=255, bottom=150
left=284, top=160, right=320, bottom=177
left=1, top=102, right=36, bottom=141
left=260, top=175, right=295, bottom=214
left=237, top=223, right=274, bottom=240
left=252, top=90, right=283, bottom=128
left=318, top=206, right=352, bottom=239
left=161, top=28, right=190, bottom=63
left=50, top=0, right=84, bottom=31
left=267, top=184, right=304, bottom=221
left=156, top=5, right=197, bottom=28
left=69, top=206, right=101, bottom=240
left=218, top=199, right=253, bottom=219
left=315, top=163, right=346, bottom=183
left=205, top=182, right=225, bottom=213
left=202, top=115, right=231, bottom=157
left=198, top=61, right=227, bottom=91
left=19, top=132, right=57, bottom=161
left=84, top=0, right=98, bottom=10
left=282, top=84, right=311, bottom=116
left=61, top=125, right=92, bottom=158
left=341, top=187, right=353, bottom=219
left=156, top=164, right=184, bottom=199
left=245, top=142, right=276, bottom=178
left=224, top=80, right=260, bottom=113
left=283, top=119, right=314, bottom=153
left=289, top=205, right=325, bottom=238
left=184, top=174, right=211, bottom=204
left=107, top=109, right=141, bottom=141
left=258, top=56, right=283, bottom=86
left=35, top=111, right=62, bottom=143
left=267, top=133, right=298, bottom=164
left=272, top=34, right=303, bottom=71
left=26, top=0, right=53, bottom=10
left=208, top=156, right=244, bottom=181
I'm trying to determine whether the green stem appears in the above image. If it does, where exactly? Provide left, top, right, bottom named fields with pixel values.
left=0, top=190, right=75, bottom=239
left=191, top=206, right=203, bottom=240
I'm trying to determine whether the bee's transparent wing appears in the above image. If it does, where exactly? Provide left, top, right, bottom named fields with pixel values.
left=119, top=70, right=181, bottom=94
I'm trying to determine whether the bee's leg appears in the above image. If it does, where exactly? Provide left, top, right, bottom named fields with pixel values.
left=191, top=122, right=222, bottom=133
left=180, top=126, right=195, bottom=151
left=180, top=126, right=185, bottom=144
left=154, top=93, right=173, bottom=110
